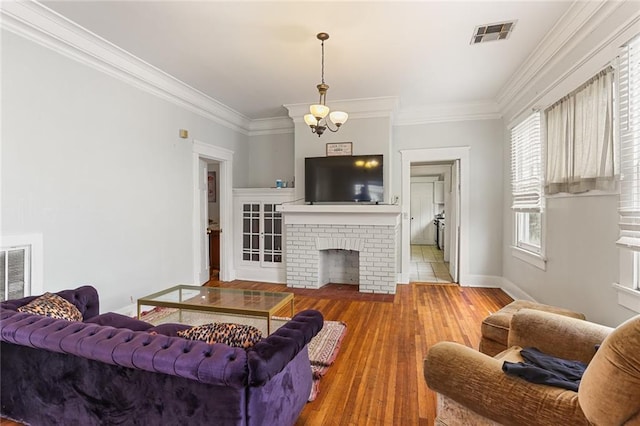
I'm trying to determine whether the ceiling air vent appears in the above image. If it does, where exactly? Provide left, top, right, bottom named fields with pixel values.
left=471, top=20, right=516, bottom=44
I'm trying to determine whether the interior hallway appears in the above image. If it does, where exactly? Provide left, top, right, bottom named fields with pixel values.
left=410, top=244, right=454, bottom=283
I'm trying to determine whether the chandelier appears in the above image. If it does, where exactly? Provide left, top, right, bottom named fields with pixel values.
left=304, top=33, right=348, bottom=137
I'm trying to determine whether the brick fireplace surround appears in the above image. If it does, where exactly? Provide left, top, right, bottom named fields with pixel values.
left=279, top=205, right=402, bottom=294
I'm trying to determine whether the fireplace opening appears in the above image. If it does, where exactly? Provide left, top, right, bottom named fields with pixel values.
left=318, top=249, right=359, bottom=287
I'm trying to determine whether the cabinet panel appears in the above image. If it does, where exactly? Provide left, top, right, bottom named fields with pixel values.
left=209, top=230, right=220, bottom=272
left=262, top=203, right=283, bottom=264
left=242, top=204, right=261, bottom=262
left=234, top=189, right=294, bottom=282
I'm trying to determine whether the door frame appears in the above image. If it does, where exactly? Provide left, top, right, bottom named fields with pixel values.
left=400, top=147, right=469, bottom=284
left=192, top=140, right=234, bottom=283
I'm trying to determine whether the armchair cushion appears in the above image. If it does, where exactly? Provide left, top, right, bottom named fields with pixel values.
left=579, top=314, right=640, bottom=425
left=424, top=342, right=589, bottom=425
left=508, top=309, right=611, bottom=364
left=426, top=310, right=640, bottom=426
left=480, top=300, right=585, bottom=356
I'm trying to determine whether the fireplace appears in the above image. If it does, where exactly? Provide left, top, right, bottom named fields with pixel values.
left=279, top=205, right=401, bottom=294
left=319, top=249, right=359, bottom=286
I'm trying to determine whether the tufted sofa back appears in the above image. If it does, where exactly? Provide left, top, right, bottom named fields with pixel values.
left=0, top=286, right=323, bottom=388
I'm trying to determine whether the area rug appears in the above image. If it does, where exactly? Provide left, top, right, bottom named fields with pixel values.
left=138, top=308, right=347, bottom=401
left=307, top=319, right=347, bottom=401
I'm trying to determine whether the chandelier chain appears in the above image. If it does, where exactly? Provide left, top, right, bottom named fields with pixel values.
left=321, top=39, right=325, bottom=85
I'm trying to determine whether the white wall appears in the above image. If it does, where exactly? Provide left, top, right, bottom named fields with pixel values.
left=1, top=30, right=249, bottom=312
left=246, top=132, right=294, bottom=188
left=394, top=119, right=504, bottom=278
left=501, top=3, right=640, bottom=326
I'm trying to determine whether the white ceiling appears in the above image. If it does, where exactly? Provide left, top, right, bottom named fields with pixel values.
left=42, top=1, right=573, bottom=120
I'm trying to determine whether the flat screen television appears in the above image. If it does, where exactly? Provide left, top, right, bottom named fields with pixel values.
left=305, top=155, right=383, bottom=203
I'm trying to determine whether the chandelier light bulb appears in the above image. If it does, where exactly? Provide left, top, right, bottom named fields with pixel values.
left=329, top=111, right=348, bottom=126
left=304, top=114, right=318, bottom=127
left=310, top=104, right=330, bottom=119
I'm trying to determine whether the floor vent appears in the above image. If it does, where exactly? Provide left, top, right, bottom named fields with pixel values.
left=471, top=21, right=516, bottom=44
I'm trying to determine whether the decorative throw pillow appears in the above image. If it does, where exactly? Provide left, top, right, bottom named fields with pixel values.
left=177, top=323, right=263, bottom=348
left=17, top=292, right=83, bottom=322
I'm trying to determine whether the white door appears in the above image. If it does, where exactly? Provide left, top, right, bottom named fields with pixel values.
left=198, top=159, right=210, bottom=284
left=449, top=160, right=460, bottom=282
left=410, top=181, right=435, bottom=244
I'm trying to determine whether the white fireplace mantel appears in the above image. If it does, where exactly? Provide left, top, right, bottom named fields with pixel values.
left=278, top=204, right=401, bottom=226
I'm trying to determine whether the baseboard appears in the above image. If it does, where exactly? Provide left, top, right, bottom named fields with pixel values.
left=461, top=275, right=503, bottom=288
left=234, top=267, right=286, bottom=284
left=114, top=303, right=137, bottom=317
left=499, top=277, right=537, bottom=301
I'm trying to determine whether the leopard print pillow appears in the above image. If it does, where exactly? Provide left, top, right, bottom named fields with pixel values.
left=17, top=292, right=83, bottom=322
left=177, top=322, right=263, bottom=348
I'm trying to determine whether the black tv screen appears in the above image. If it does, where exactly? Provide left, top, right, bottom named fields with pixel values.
left=305, top=155, right=384, bottom=203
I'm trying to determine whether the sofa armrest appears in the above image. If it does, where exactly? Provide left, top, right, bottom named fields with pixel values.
left=508, top=309, right=612, bottom=364
left=247, top=310, right=323, bottom=386
left=424, top=342, right=589, bottom=425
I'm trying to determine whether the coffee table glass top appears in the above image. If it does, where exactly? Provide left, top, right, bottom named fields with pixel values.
left=137, top=285, right=294, bottom=317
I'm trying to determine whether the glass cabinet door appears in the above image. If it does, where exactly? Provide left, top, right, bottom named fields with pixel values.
left=263, top=203, right=283, bottom=264
left=241, top=203, right=260, bottom=262
left=241, top=202, right=283, bottom=266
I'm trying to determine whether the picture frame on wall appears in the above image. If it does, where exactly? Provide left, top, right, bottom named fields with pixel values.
left=207, top=171, right=216, bottom=203
left=326, top=142, right=353, bottom=156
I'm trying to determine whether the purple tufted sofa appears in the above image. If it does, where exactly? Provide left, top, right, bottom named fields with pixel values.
left=0, top=286, right=323, bottom=425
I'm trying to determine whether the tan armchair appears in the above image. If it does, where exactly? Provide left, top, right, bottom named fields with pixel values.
left=424, top=309, right=640, bottom=425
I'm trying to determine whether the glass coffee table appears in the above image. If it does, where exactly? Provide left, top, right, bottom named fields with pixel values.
left=137, top=285, right=294, bottom=335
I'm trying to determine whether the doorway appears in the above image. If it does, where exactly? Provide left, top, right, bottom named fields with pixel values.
left=400, top=147, right=469, bottom=285
left=192, top=141, right=234, bottom=284
left=206, top=161, right=221, bottom=280
left=409, top=164, right=454, bottom=283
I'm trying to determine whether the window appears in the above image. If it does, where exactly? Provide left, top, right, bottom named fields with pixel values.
left=511, top=112, right=544, bottom=263
left=615, top=35, right=640, bottom=312
left=516, top=212, right=541, bottom=253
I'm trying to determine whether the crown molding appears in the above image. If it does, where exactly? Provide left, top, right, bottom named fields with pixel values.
left=248, top=117, right=293, bottom=136
left=496, top=0, right=620, bottom=115
left=0, top=0, right=251, bottom=135
left=395, top=101, right=501, bottom=126
left=284, top=96, right=399, bottom=124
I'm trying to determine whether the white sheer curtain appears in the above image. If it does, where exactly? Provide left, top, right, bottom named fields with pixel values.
left=545, top=68, right=616, bottom=194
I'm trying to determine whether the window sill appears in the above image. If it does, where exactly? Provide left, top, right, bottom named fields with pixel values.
left=612, top=283, right=640, bottom=313
left=511, top=246, right=546, bottom=271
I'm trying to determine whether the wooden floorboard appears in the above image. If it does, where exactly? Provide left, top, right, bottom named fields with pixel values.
left=209, top=280, right=512, bottom=425
left=1, top=281, right=512, bottom=426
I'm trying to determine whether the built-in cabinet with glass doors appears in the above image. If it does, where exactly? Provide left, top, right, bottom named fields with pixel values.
left=233, top=188, right=294, bottom=283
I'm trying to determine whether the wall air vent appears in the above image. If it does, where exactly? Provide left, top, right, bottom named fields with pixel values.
left=471, top=20, right=516, bottom=44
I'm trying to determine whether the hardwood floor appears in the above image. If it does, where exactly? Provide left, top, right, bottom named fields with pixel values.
left=1, top=281, right=512, bottom=426
left=207, top=280, right=512, bottom=425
